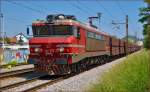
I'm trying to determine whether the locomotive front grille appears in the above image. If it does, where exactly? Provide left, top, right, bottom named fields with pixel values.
left=35, top=63, right=53, bottom=74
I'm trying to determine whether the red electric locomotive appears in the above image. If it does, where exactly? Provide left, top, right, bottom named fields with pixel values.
left=27, top=14, right=140, bottom=75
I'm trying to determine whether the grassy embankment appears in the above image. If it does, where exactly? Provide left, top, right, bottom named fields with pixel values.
left=89, top=50, right=150, bottom=92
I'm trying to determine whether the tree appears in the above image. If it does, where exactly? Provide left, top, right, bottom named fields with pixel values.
left=5, top=37, right=10, bottom=43
left=0, top=37, right=10, bottom=44
left=139, top=3, right=150, bottom=49
left=145, top=0, right=150, bottom=4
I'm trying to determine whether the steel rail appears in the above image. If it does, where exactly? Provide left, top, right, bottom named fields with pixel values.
left=0, top=68, right=34, bottom=78
left=22, top=75, right=70, bottom=92
left=0, top=75, right=43, bottom=91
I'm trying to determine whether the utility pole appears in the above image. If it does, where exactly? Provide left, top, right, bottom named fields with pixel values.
left=134, top=31, right=137, bottom=44
left=0, top=0, right=2, bottom=38
left=112, top=15, right=129, bottom=55
left=0, top=0, right=3, bottom=65
left=126, top=15, right=128, bottom=55
left=0, top=0, right=4, bottom=48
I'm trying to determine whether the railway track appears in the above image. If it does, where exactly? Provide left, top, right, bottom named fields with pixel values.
left=0, top=62, right=107, bottom=92
left=0, top=75, right=42, bottom=91
left=22, top=58, right=123, bottom=92
left=20, top=69, right=90, bottom=92
left=22, top=75, right=68, bottom=92
left=0, top=74, right=69, bottom=92
left=0, top=68, right=34, bottom=79
left=3, top=66, right=97, bottom=92
left=0, top=59, right=119, bottom=92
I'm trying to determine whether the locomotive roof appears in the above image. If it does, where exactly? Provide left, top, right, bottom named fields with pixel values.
left=32, top=19, right=110, bottom=36
left=55, top=20, right=110, bottom=36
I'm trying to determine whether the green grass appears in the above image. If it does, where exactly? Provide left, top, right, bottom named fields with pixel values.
left=3, top=61, right=28, bottom=69
left=7, top=60, right=18, bottom=66
left=89, top=50, right=150, bottom=92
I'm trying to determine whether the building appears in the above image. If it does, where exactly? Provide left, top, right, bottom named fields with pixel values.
left=136, top=40, right=143, bottom=46
left=14, top=33, right=29, bottom=44
left=0, top=33, right=30, bottom=65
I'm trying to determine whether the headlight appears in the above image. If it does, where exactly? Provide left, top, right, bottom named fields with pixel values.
left=59, top=48, right=64, bottom=52
left=35, top=48, right=40, bottom=52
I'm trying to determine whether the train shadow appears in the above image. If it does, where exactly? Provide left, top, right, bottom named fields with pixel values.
left=39, top=75, right=64, bottom=80
left=18, top=71, right=64, bottom=80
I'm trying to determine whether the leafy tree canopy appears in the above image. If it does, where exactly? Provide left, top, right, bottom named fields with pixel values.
left=145, top=0, right=150, bottom=4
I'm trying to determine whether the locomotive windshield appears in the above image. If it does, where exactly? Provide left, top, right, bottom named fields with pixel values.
left=32, top=25, right=73, bottom=37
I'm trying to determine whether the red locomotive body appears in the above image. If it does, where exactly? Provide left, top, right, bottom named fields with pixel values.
left=27, top=14, right=140, bottom=75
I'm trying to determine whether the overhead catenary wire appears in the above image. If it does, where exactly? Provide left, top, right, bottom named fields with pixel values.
left=65, top=0, right=109, bottom=26
left=4, top=0, right=61, bottom=24
left=5, top=0, right=46, bottom=14
left=3, top=1, right=45, bottom=25
left=6, top=0, right=109, bottom=25
left=4, top=0, right=91, bottom=25
left=75, top=0, right=108, bottom=25
left=115, top=0, right=138, bottom=37
left=96, top=0, right=119, bottom=21
left=26, top=1, right=61, bottom=14
left=115, top=0, right=126, bottom=16
left=95, top=0, right=124, bottom=37
left=5, top=0, right=65, bottom=23
left=65, top=0, right=92, bottom=16
left=6, top=16, right=30, bottom=24
left=76, top=0, right=94, bottom=14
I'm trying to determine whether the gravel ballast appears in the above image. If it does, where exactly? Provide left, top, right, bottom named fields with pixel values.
left=38, top=57, right=126, bottom=92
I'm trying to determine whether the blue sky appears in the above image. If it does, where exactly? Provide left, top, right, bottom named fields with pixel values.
left=1, top=0, right=147, bottom=39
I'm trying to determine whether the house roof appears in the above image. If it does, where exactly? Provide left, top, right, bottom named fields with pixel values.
left=14, top=32, right=29, bottom=39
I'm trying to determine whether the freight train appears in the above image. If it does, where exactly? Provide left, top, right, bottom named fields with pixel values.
left=27, top=14, right=141, bottom=75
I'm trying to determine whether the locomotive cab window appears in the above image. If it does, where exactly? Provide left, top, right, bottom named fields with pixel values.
left=73, top=26, right=81, bottom=38
left=32, top=25, right=73, bottom=37
left=73, top=26, right=78, bottom=37
left=53, top=25, right=73, bottom=35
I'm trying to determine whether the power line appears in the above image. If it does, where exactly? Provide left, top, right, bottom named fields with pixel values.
left=115, top=0, right=126, bottom=15
left=4, top=1, right=48, bottom=24
left=6, top=0, right=46, bottom=14
left=115, top=0, right=138, bottom=36
left=76, top=0, right=109, bottom=25
left=6, top=17, right=30, bottom=23
left=67, top=0, right=108, bottom=26
left=66, top=0, right=92, bottom=16
left=76, top=0, right=94, bottom=14
left=27, top=2, right=60, bottom=14
left=96, top=0, right=118, bottom=21
left=96, top=0, right=125, bottom=36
